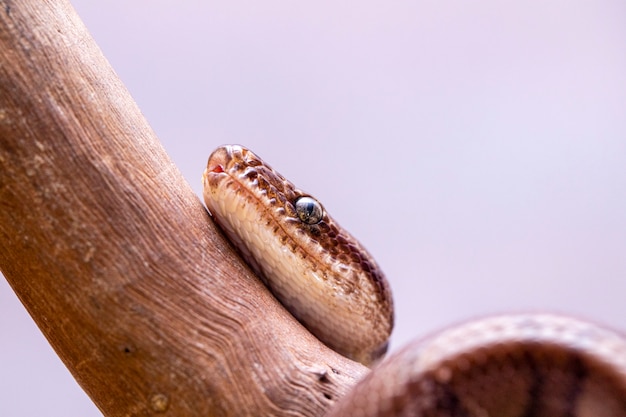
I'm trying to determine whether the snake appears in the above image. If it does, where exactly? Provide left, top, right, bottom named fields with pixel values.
left=202, top=145, right=626, bottom=416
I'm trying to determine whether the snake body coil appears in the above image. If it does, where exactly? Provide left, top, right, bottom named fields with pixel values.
left=326, top=314, right=626, bottom=416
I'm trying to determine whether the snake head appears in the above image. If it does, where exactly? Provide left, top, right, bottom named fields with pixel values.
left=203, top=145, right=394, bottom=366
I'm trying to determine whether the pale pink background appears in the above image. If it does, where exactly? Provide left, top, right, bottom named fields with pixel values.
left=1, top=1, right=625, bottom=415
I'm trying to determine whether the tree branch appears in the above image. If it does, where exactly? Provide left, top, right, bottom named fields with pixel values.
left=0, top=2, right=366, bottom=416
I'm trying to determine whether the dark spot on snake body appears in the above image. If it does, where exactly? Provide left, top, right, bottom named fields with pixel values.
left=323, top=393, right=332, bottom=400
left=257, top=176, right=269, bottom=191
left=361, top=260, right=372, bottom=273
left=522, top=350, right=544, bottom=417
left=243, top=169, right=257, bottom=179
left=266, top=185, right=279, bottom=201
left=318, top=222, right=331, bottom=233
left=338, top=253, right=352, bottom=264
left=562, top=355, right=587, bottom=417
left=432, top=381, right=469, bottom=416
left=263, top=168, right=283, bottom=185
left=309, top=226, right=321, bottom=237
left=246, top=155, right=262, bottom=166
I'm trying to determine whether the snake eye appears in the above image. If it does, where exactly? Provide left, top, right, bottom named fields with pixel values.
left=295, top=196, right=324, bottom=225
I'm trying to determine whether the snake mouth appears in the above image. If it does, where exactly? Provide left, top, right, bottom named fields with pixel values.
left=206, top=145, right=232, bottom=175
left=210, top=164, right=224, bottom=174
left=203, top=145, right=236, bottom=190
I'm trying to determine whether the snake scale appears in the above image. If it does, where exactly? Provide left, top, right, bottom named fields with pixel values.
left=202, top=145, right=626, bottom=417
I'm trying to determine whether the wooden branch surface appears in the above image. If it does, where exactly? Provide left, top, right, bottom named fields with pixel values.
left=0, top=2, right=367, bottom=416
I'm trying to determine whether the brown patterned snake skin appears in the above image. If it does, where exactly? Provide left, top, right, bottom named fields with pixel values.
left=203, top=145, right=626, bottom=416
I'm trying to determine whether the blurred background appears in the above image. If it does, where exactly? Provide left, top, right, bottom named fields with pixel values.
left=1, top=1, right=625, bottom=415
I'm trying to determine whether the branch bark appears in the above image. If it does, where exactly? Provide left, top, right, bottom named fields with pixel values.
left=0, top=2, right=367, bottom=416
